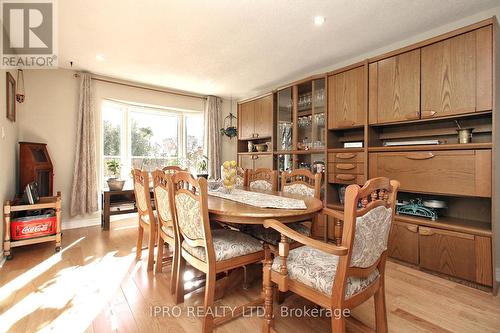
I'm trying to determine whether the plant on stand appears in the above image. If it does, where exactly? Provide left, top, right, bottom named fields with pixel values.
left=106, top=160, right=125, bottom=191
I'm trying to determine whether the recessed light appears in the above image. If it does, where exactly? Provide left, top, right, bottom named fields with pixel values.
left=314, top=16, right=325, bottom=26
left=96, top=54, right=105, bottom=61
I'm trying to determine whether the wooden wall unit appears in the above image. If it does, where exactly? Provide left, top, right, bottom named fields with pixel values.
left=328, top=65, right=365, bottom=129
left=237, top=94, right=273, bottom=140
left=238, top=17, right=497, bottom=291
left=327, top=18, right=496, bottom=291
left=421, top=26, right=493, bottom=118
left=369, top=49, right=421, bottom=124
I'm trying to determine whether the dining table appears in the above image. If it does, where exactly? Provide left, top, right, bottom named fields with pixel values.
left=207, top=186, right=324, bottom=225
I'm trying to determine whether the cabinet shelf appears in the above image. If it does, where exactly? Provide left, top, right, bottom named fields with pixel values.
left=237, top=151, right=273, bottom=155
left=326, top=203, right=491, bottom=237
left=273, top=149, right=325, bottom=155
left=367, top=142, right=491, bottom=152
left=368, top=110, right=492, bottom=127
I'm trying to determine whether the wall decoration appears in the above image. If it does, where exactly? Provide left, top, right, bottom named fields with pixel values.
left=6, top=72, right=16, bottom=122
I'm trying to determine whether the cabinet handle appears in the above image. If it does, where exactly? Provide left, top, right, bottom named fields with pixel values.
left=418, top=226, right=434, bottom=236
left=404, top=111, right=420, bottom=120
left=419, top=226, right=474, bottom=239
left=406, top=225, right=418, bottom=233
left=337, top=120, right=356, bottom=127
left=336, top=174, right=356, bottom=181
left=421, top=110, right=437, bottom=118
left=255, top=133, right=259, bottom=138
left=405, top=152, right=435, bottom=160
left=335, top=153, right=356, bottom=160
left=336, top=163, right=356, bottom=170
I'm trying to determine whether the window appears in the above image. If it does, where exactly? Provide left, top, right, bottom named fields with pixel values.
left=101, top=100, right=205, bottom=182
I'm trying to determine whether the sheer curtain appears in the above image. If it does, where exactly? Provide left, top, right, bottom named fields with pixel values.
left=70, top=73, right=98, bottom=216
left=205, top=96, right=222, bottom=179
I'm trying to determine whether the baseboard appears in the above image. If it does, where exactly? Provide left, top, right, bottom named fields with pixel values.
left=62, top=216, right=101, bottom=230
left=0, top=256, right=6, bottom=268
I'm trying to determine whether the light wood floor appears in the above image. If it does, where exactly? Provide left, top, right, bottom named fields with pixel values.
left=1, top=217, right=499, bottom=333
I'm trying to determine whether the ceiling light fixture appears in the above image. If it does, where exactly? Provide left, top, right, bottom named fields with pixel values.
left=96, top=54, right=105, bottom=61
left=314, top=16, right=325, bottom=26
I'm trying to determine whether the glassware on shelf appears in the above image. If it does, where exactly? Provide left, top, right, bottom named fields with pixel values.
left=278, top=122, right=293, bottom=150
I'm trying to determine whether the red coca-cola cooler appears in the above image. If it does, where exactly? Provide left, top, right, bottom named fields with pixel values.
left=10, top=213, right=57, bottom=241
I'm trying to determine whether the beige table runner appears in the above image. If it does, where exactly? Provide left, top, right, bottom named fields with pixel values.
left=208, top=188, right=307, bottom=210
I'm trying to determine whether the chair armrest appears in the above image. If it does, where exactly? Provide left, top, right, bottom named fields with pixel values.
left=322, top=207, right=344, bottom=220
left=263, top=219, right=348, bottom=256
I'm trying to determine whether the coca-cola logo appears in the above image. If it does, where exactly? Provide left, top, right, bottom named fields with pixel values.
left=21, top=223, right=50, bottom=234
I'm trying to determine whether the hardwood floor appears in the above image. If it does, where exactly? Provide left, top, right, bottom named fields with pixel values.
left=0, top=216, right=499, bottom=333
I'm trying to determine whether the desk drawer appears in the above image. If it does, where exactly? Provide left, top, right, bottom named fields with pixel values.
left=328, top=152, right=364, bottom=163
left=369, top=150, right=491, bottom=197
left=327, top=173, right=366, bottom=185
left=329, top=162, right=364, bottom=174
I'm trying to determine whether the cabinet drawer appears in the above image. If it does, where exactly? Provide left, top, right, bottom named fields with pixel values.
left=327, top=173, right=366, bottom=185
left=369, top=150, right=491, bottom=197
left=329, top=163, right=364, bottom=174
left=388, top=222, right=419, bottom=265
left=328, top=152, right=365, bottom=163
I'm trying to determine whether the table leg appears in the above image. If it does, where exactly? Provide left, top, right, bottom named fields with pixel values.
left=103, top=192, right=110, bottom=231
left=3, top=202, right=11, bottom=259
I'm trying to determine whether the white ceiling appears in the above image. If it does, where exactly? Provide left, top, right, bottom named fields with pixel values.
left=59, top=0, right=499, bottom=99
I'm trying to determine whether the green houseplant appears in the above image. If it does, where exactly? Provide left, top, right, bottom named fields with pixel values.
left=106, top=160, right=125, bottom=191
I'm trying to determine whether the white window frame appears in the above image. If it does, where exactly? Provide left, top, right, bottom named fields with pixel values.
left=101, top=99, right=204, bottom=183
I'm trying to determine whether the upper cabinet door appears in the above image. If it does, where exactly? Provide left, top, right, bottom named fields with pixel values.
left=238, top=101, right=255, bottom=140
left=254, top=95, right=273, bottom=138
left=328, top=66, right=365, bottom=129
left=421, top=26, right=492, bottom=118
left=369, top=49, right=421, bottom=124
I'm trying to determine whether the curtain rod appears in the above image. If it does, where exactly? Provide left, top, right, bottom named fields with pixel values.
left=73, top=73, right=208, bottom=100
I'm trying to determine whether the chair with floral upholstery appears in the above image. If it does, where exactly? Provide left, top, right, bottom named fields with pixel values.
left=170, top=171, right=265, bottom=332
left=244, top=169, right=321, bottom=246
left=244, top=168, right=278, bottom=192
left=152, top=166, right=185, bottom=293
left=132, top=169, right=156, bottom=271
left=262, top=177, right=400, bottom=333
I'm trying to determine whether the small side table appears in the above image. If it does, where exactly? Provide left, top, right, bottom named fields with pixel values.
left=3, top=192, right=62, bottom=259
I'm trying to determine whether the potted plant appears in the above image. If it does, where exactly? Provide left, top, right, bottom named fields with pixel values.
left=106, top=160, right=125, bottom=191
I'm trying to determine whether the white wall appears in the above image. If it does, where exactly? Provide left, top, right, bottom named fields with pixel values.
left=0, top=70, right=20, bottom=252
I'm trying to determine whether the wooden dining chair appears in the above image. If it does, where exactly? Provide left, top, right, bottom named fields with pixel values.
left=244, top=168, right=278, bottom=192
left=152, top=167, right=184, bottom=293
left=262, top=177, right=400, bottom=333
left=132, top=169, right=156, bottom=271
left=170, top=172, right=265, bottom=332
left=162, top=165, right=184, bottom=172
left=245, top=169, right=321, bottom=246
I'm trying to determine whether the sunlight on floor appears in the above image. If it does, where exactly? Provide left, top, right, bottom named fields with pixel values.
left=0, top=237, right=140, bottom=332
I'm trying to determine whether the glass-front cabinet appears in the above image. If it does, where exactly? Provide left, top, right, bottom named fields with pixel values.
left=297, top=78, right=326, bottom=151
left=277, top=87, right=293, bottom=151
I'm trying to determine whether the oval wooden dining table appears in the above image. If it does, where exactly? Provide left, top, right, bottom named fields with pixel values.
left=207, top=187, right=323, bottom=225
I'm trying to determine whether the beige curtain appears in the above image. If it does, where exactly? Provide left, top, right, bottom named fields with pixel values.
left=70, top=73, right=98, bottom=216
left=205, top=96, right=222, bottom=179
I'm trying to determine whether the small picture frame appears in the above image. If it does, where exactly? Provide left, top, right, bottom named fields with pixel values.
left=6, top=72, right=16, bottom=122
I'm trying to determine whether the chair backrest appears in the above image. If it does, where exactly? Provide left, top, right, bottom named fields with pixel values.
left=152, top=167, right=183, bottom=233
left=245, top=168, right=278, bottom=192
left=132, top=169, right=155, bottom=224
left=332, top=177, right=399, bottom=298
left=281, top=169, right=321, bottom=199
left=169, top=171, right=215, bottom=260
left=162, top=165, right=185, bottom=173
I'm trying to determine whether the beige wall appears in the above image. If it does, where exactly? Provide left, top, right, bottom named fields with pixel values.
left=220, top=99, right=237, bottom=163
left=0, top=70, right=20, bottom=252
